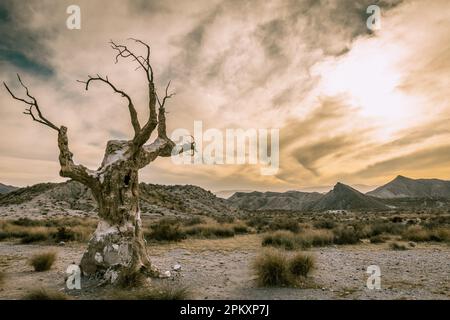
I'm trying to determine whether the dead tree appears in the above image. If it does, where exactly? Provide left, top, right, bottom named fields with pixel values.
left=4, top=39, right=191, bottom=282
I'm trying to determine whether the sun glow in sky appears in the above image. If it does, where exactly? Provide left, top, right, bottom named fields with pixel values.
left=0, top=0, right=449, bottom=193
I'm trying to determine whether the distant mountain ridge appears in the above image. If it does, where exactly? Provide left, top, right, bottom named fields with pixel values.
left=0, top=180, right=238, bottom=218
left=367, top=175, right=450, bottom=199
left=228, top=182, right=388, bottom=211
left=0, top=183, right=18, bottom=194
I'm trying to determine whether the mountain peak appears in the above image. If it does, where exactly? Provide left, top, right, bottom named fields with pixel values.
left=394, top=175, right=412, bottom=181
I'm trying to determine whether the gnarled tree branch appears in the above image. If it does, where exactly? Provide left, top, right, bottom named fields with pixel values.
left=3, top=75, right=98, bottom=189
left=77, top=75, right=141, bottom=137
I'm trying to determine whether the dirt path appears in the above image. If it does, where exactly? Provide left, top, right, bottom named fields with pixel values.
left=0, top=235, right=449, bottom=300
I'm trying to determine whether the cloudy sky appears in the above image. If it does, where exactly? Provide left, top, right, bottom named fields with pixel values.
left=0, top=0, right=449, bottom=194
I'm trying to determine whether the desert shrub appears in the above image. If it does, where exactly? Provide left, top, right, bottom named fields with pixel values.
left=296, top=229, right=334, bottom=248
left=369, top=221, right=405, bottom=236
left=252, top=250, right=291, bottom=286
left=184, top=224, right=235, bottom=238
left=12, top=218, right=42, bottom=227
left=313, top=220, right=336, bottom=230
left=389, top=242, right=408, bottom=250
left=269, top=218, right=300, bottom=233
left=22, top=288, right=68, bottom=300
left=29, top=252, right=56, bottom=272
left=53, top=227, right=76, bottom=242
left=231, top=223, right=249, bottom=234
left=214, top=215, right=235, bottom=224
left=262, top=231, right=296, bottom=250
left=182, top=216, right=204, bottom=226
left=116, top=269, right=148, bottom=289
left=20, top=232, right=49, bottom=244
left=110, top=284, right=191, bottom=300
left=146, top=219, right=185, bottom=242
left=0, top=271, right=5, bottom=287
left=369, top=234, right=387, bottom=244
left=332, top=226, right=361, bottom=245
left=288, top=253, right=315, bottom=277
left=402, top=225, right=450, bottom=242
left=245, top=216, right=271, bottom=232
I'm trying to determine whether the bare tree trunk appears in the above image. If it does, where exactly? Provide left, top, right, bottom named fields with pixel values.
left=80, top=141, right=157, bottom=280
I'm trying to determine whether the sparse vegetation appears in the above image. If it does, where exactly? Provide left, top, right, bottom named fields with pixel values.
left=402, top=225, right=450, bottom=243
left=22, top=288, right=68, bottom=300
left=145, top=218, right=186, bottom=242
left=262, top=229, right=334, bottom=249
left=389, top=242, right=408, bottom=250
left=184, top=224, right=235, bottom=238
left=0, top=218, right=96, bottom=243
left=370, top=234, right=388, bottom=244
left=288, top=253, right=315, bottom=277
left=252, top=249, right=316, bottom=287
left=29, top=251, right=56, bottom=272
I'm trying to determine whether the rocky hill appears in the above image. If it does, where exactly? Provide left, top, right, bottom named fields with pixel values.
left=367, top=175, right=450, bottom=199
left=311, top=182, right=388, bottom=211
left=0, top=183, right=18, bottom=194
left=0, top=180, right=238, bottom=218
left=227, top=191, right=323, bottom=210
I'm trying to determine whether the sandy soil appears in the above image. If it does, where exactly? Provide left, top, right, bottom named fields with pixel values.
left=0, top=234, right=449, bottom=300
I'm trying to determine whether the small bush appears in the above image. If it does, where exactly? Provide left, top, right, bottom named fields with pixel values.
left=389, top=242, right=408, bottom=251
left=288, top=253, right=315, bottom=277
left=116, top=269, right=148, bottom=289
left=252, top=250, right=290, bottom=286
left=269, top=218, right=300, bottom=233
left=402, top=226, right=450, bottom=242
left=332, top=227, right=361, bottom=245
left=12, top=218, right=41, bottom=227
left=296, top=230, right=334, bottom=248
left=22, top=288, right=68, bottom=300
left=370, top=234, right=387, bottom=244
left=146, top=219, right=185, bottom=242
left=20, top=232, right=49, bottom=244
left=29, top=252, right=56, bottom=272
left=232, top=223, right=249, bottom=234
left=262, top=231, right=296, bottom=250
left=184, top=224, right=235, bottom=238
left=313, top=220, right=336, bottom=229
left=53, top=227, right=76, bottom=242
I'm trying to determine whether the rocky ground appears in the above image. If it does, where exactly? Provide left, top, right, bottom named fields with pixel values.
left=0, top=234, right=449, bottom=300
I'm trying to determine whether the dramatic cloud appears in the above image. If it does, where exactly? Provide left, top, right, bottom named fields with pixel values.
left=0, top=0, right=449, bottom=193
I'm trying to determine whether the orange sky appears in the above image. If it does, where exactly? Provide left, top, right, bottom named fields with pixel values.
left=0, top=0, right=449, bottom=193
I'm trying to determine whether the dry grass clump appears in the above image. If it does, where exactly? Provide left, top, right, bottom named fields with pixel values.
left=262, top=229, right=333, bottom=250
left=0, top=217, right=96, bottom=243
left=116, top=269, right=148, bottom=289
left=22, top=288, right=68, bottom=300
left=402, top=225, right=450, bottom=242
left=389, top=242, right=408, bottom=251
left=29, top=251, right=56, bottom=271
left=252, top=249, right=315, bottom=287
